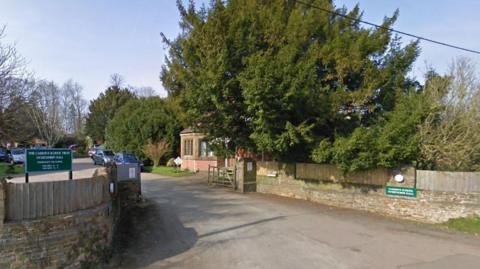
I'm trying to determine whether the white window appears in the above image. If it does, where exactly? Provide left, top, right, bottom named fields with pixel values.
left=200, top=140, right=214, bottom=157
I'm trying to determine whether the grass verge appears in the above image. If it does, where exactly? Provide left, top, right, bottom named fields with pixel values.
left=444, top=217, right=480, bottom=235
left=0, top=163, right=24, bottom=178
left=144, top=166, right=195, bottom=177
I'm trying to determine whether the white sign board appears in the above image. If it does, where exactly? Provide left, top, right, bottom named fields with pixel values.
left=129, top=167, right=136, bottom=179
left=247, top=162, right=253, bottom=172
left=174, top=157, right=183, bottom=166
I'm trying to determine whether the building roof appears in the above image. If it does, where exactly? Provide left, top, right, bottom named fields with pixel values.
left=180, top=128, right=194, bottom=134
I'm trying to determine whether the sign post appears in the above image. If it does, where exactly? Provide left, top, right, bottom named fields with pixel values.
left=25, top=149, right=73, bottom=183
left=174, top=157, right=182, bottom=173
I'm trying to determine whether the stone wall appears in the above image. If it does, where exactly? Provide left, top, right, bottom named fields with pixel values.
left=0, top=203, right=113, bottom=268
left=0, top=169, right=115, bottom=269
left=257, top=162, right=480, bottom=223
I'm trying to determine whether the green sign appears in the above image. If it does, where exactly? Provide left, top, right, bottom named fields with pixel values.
left=386, top=186, right=417, bottom=198
left=26, top=149, right=72, bottom=173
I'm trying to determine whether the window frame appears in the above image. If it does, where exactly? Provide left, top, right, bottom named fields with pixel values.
left=199, top=140, right=215, bottom=158
left=183, top=139, right=193, bottom=156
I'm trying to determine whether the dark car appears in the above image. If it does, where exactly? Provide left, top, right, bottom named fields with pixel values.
left=92, top=149, right=115, bottom=166
left=0, top=148, right=7, bottom=162
left=113, top=152, right=144, bottom=171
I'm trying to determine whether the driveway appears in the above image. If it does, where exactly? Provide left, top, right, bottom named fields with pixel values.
left=9, top=157, right=98, bottom=183
left=112, top=174, right=480, bottom=269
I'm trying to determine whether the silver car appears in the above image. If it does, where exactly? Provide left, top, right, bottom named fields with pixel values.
left=92, top=149, right=115, bottom=166
left=9, top=148, right=25, bottom=164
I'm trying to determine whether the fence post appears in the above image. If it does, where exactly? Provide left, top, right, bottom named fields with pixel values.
left=0, top=179, right=6, bottom=227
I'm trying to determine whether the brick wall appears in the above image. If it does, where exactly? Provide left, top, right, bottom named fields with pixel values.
left=182, top=159, right=218, bottom=172
left=256, top=162, right=480, bottom=223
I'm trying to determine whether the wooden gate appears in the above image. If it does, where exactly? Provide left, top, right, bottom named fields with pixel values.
left=207, top=165, right=236, bottom=189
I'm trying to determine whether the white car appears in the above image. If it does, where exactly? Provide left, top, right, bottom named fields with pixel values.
left=9, top=148, right=25, bottom=164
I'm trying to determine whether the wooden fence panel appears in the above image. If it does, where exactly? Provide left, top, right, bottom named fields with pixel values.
left=296, top=163, right=390, bottom=186
left=417, top=170, right=480, bottom=193
left=5, top=176, right=109, bottom=221
left=296, top=163, right=343, bottom=182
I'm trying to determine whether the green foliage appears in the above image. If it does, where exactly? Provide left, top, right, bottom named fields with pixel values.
left=145, top=166, right=194, bottom=177
left=162, top=0, right=419, bottom=160
left=310, top=139, right=332, bottom=164
left=0, top=163, right=23, bottom=178
left=2, top=95, right=38, bottom=144
left=105, top=97, right=182, bottom=160
left=54, top=136, right=87, bottom=153
left=376, top=91, right=429, bottom=168
left=312, top=90, right=430, bottom=172
left=444, top=217, right=480, bottom=235
left=85, top=86, right=136, bottom=143
left=331, top=127, right=380, bottom=172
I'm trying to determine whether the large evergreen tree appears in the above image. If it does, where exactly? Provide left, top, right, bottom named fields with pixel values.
left=105, top=97, right=182, bottom=159
left=162, top=0, right=419, bottom=160
left=85, top=86, right=136, bottom=143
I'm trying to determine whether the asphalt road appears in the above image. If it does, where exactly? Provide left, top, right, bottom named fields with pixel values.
left=9, top=157, right=98, bottom=183
left=111, top=174, right=480, bottom=269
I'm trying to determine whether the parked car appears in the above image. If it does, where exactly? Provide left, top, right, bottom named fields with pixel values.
left=8, top=148, right=25, bottom=164
left=92, top=149, right=115, bottom=166
left=88, top=145, right=100, bottom=157
left=0, top=148, right=7, bottom=162
left=68, top=144, right=78, bottom=151
left=113, top=152, right=144, bottom=171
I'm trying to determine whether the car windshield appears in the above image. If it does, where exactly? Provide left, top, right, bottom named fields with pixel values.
left=103, top=150, right=114, bottom=156
left=122, top=154, right=138, bottom=162
left=12, top=149, right=25, bottom=155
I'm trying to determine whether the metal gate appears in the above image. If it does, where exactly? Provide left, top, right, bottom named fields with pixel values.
left=207, top=165, right=236, bottom=189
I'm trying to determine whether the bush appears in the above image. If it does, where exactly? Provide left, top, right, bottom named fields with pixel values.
left=331, top=127, right=380, bottom=173
left=105, top=97, right=182, bottom=159
left=310, top=139, right=332, bottom=164
left=143, top=140, right=170, bottom=167
left=166, top=158, right=176, bottom=167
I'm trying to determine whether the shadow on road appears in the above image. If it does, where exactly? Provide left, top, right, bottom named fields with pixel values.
left=110, top=199, right=198, bottom=268
left=198, top=216, right=285, bottom=239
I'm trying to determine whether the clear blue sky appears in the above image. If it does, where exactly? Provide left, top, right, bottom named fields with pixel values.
left=1, top=0, right=479, bottom=100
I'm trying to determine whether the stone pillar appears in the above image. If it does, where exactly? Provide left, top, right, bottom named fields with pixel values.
left=0, top=178, right=6, bottom=227
left=236, top=158, right=256, bottom=193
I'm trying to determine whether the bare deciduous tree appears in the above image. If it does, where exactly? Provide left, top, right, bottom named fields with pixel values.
left=419, top=58, right=480, bottom=171
left=28, top=80, right=64, bottom=147
left=0, top=25, right=30, bottom=143
left=109, top=73, right=124, bottom=88
left=143, top=139, right=170, bottom=167
left=131, top=86, right=157, bottom=97
left=61, top=79, right=87, bottom=136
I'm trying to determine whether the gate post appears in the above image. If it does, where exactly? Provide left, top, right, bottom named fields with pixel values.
left=235, top=158, right=256, bottom=193
left=0, top=179, right=6, bottom=227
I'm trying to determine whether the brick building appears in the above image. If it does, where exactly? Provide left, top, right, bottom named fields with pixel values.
left=180, top=128, right=235, bottom=172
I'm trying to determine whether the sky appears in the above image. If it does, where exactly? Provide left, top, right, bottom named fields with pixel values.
left=1, top=0, right=479, bottom=100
